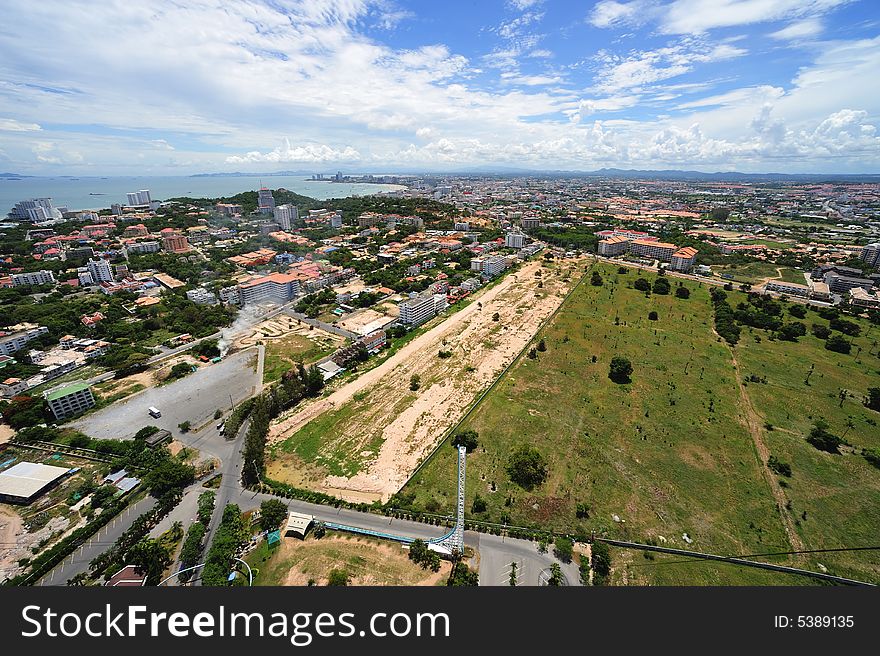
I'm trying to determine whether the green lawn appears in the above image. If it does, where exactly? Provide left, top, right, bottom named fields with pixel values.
left=401, top=264, right=880, bottom=584
left=714, top=261, right=781, bottom=284
left=776, top=267, right=807, bottom=284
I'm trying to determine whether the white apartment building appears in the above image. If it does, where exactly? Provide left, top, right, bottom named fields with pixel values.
left=398, top=294, right=438, bottom=327
left=471, top=254, right=509, bottom=278
left=126, top=190, right=152, bottom=206
left=258, top=188, right=275, bottom=214
left=669, top=247, right=698, bottom=272
left=87, top=258, right=113, bottom=283
left=0, top=377, right=28, bottom=399
left=9, top=198, right=62, bottom=222
left=598, top=236, right=629, bottom=256
left=186, top=288, right=218, bottom=305
left=861, top=242, right=880, bottom=270
left=0, top=325, right=49, bottom=356
left=11, top=270, right=55, bottom=287
left=628, top=239, right=679, bottom=262
left=125, top=241, right=161, bottom=256
left=505, top=232, right=526, bottom=249
left=274, top=204, right=298, bottom=231
left=454, top=222, right=470, bottom=231
left=238, top=272, right=301, bottom=306
left=330, top=214, right=343, bottom=229
left=44, top=382, right=96, bottom=420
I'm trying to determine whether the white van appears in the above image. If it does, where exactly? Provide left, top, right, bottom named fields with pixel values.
left=148, top=406, right=162, bottom=418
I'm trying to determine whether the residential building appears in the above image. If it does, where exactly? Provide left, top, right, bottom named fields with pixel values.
left=505, top=232, right=526, bottom=249
left=329, top=214, right=343, bottom=229
left=598, top=235, right=629, bottom=256
left=11, top=270, right=55, bottom=287
left=669, top=247, right=698, bottom=272
left=398, top=293, right=438, bottom=327
left=186, top=288, right=218, bottom=305
left=238, top=272, right=302, bottom=306
left=87, top=258, right=113, bottom=283
left=849, top=287, right=880, bottom=309
left=125, top=240, right=161, bottom=256
left=0, top=377, right=28, bottom=398
left=0, top=324, right=49, bottom=355
left=629, top=239, right=679, bottom=262
left=219, top=285, right=240, bottom=305
left=123, top=224, right=149, bottom=238
left=824, top=271, right=875, bottom=294
left=521, top=217, right=540, bottom=229
left=161, top=231, right=189, bottom=253
left=274, top=204, right=298, bottom=230
left=214, top=202, right=243, bottom=216
left=860, top=242, right=880, bottom=270
left=258, top=187, right=275, bottom=214
left=44, top=382, right=96, bottom=420
left=357, top=213, right=382, bottom=228
left=126, top=190, right=152, bottom=206
left=9, top=198, right=62, bottom=222
left=471, top=254, right=508, bottom=278
left=765, top=281, right=810, bottom=298
left=454, top=221, right=470, bottom=231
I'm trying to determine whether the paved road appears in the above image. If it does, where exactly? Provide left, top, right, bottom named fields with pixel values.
left=70, top=348, right=261, bottom=442
left=148, top=331, right=222, bottom=364
left=38, top=495, right=156, bottom=586
left=475, top=532, right=581, bottom=586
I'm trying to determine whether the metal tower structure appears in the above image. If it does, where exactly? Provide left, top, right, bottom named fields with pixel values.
left=428, top=445, right=467, bottom=554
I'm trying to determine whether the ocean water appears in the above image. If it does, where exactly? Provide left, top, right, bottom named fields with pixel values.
left=0, top=175, right=405, bottom=214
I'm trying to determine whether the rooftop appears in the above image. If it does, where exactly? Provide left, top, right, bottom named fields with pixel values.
left=44, top=381, right=91, bottom=402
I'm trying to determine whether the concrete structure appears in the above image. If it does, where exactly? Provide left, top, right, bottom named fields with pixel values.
left=238, top=272, right=302, bottom=306
left=257, top=187, right=275, bottom=214
left=454, top=221, right=470, bottom=231
left=629, top=239, right=679, bottom=262
left=398, top=293, right=439, bottom=327
left=824, top=271, right=875, bottom=294
left=849, top=287, right=880, bottom=309
left=284, top=511, right=315, bottom=539
left=0, top=462, right=75, bottom=504
left=214, top=202, right=243, bottom=216
left=471, top=254, right=508, bottom=278
left=0, top=324, right=49, bottom=356
left=505, top=232, right=526, bottom=249
left=520, top=216, right=540, bottom=229
left=598, top=235, right=629, bottom=256
left=125, top=240, right=161, bottom=256
left=860, top=243, right=880, bottom=270
left=126, top=190, right=152, bottom=206
left=765, top=280, right=810, bottom=298
left=44, top=381, right=96, bottom=420
left=144, top=429, right=173, bottom=448
left=0, top=377, right=28, bottom=398
left=669, top=246, right=698, bottom=272
left=185, top=288, right=218, bottom=305
left=274, top=204, right=298, bottom=230
left=358, top=213, right=382, bottom=228
left=329, top=214, right=343, bottom=229
left=11, top=270, right=55, bottom=287
left=161, top=231, right=189, bottom=253
left=9, top=198, right=62, bottom=222
left=87, top=258, right=113, bottom=284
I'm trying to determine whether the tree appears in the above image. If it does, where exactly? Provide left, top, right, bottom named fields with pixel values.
left=327, top=569, right=350, bottom=586
left=506, top=445, right=548, bottom=490
left=777, top=322, right=806, bottom=342
left=128, top=538, right=172, bottom=586
left=579, top=556, right=591, bottom=586
left=197, top=490, right=215, bottom=525
left=451, top=429, right=479, bottom=452
left=811, top=323, right=831, bottom=339
left=178, top=421, right=191, bottom=433
left=145, top=459, right=195, bottom=498
left=634, top=278, right=650, bottom=292
left=447, top=561, right=479, bottom=586
left=590, top=271, right=603, bottom=286
left=214, top=408, right=223, bottom=420
left=617, top=266, right=628, bottom=274
left=648, top=311, right=658, bottom=321
left=553, top=537, right=573, bottom=563
left=575, top=502, right=591, bottom=519
left=547, top=563, right=563, bottom=586
left=652, top=277, right=671, bottom=295
left=409, top=374, right=421, bottom=391
left=169, top=362, right=192, bottom=380
left=789, top=304, right=807, bottom=319
left=537, top=338, right=547, bottom=352
left=675, top=286, right=690, bottom=299
left=259, top=499, right=288, bottom=532
left=608, top=356, right=633, bottom=384
left=825, top=334, right=851, bottom=354
left=767, top=455, right=792, bottom=477
left=866, top=387, right=880, bottom=412
left=492, top=312, right=500, bottom=322
left=591, top=542, right=612, bottom=585
left=471, top=494, right=487, bottom=513
left=806, top=420, right=842, bottom=454
left=527, top=347, right=538, bottom=359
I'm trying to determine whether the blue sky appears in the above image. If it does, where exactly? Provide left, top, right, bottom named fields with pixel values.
left=0, top=0, right=879, bottom=174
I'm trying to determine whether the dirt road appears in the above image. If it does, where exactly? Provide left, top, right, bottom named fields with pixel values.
left=268, top=258, right=584, bottom=501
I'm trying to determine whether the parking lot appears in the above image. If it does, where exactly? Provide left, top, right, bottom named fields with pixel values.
left=70, top=349, right=260, bottom=442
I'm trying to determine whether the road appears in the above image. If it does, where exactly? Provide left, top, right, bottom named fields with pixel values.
left=283, top=309, right=358, bottom=340
left=37, top=495, right=156, bottom=586
left=70, top=348, right=261, bottom=443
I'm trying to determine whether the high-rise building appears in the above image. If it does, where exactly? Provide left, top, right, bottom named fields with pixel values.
left=87, top=258, right=113, bottom=284
left=8, top=198, right=62, bottom=222
left=11, top=270, right=56, bottom=287
left=238, top=272, right=301, bottom=306
left=126, top=190, right=152, bottom=206
left=274, top=204, right=298, bottom=230
left=505, top=232, right=525, bottom=249
left=258, top=187, right=275, bottom=214
left=860, top=243, right=880, bottom=270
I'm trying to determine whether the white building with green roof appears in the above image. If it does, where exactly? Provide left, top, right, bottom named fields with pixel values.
left=44, top=381, right=95, bottom=420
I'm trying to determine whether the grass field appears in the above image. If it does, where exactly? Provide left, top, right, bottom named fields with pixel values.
left=244, top=533, right=449, bottom=586
left=262, top=332, right=336, bottom=383
left=401, top=264, right=880, bottom=585
left=776, top=267, right=807, bottom=284
left=714, top=261, right=781, bottom=284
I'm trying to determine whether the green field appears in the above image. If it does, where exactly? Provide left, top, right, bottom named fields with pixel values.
left=262, top=332, right=337, bottom=383
left=714, top=261, right=780, bottom=284
left=401, top=264, right=880, bottom=585
left=776, top=267, right=807, bottom=284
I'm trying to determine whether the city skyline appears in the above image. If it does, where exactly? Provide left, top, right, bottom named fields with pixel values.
left=1, top=0, right=880, bottom=175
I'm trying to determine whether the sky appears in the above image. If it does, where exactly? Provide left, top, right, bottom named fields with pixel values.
left=0, top=0, right=879, bottom=175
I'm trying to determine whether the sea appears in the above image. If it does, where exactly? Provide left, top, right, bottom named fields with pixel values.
left=0, top=175, right=406, bottom=213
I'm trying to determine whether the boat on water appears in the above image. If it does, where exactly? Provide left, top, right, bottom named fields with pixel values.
left=89, top=192, right=106, bottom=195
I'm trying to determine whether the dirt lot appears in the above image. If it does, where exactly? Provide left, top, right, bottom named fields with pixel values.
left=267, top=257, right=584, bottom=501
left=247, top=534, right=450, bottom=586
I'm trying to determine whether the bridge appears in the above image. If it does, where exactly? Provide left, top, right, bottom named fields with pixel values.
left=319, top=445, right=467, bottom=556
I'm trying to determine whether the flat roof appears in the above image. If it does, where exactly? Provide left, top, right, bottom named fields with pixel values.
left=285, top=511, right=314, bottom=536
left=44, top=381, right=91, bottom=402
left=0, top=461, right=73, bottom=500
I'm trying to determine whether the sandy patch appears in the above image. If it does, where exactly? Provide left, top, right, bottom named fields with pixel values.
left=0, top=424, right=15, bottom=445
left=268, top=258, right=585, bottom=501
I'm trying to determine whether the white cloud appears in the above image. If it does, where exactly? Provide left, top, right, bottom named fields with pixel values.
left=507, top=0, right=545, bottom=9
left=589, top=1, right=656, bottom=29
left=769, top=17, right=824, bottom=40
left=226, top=138, right=362, bottom=164
left=568, top=95, right=641, bottom=121
left=0, top=118, right=41, bottom=132
left=527, top=49, right=553, bottom=58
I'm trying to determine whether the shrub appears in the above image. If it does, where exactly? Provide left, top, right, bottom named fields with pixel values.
left=634, top=278, right=650, bottom=292
left=506, top=445, right=548, bottom=490
left=806, top=420, right=842, bottom=454
left=824, top=334, right=851, bottom=354
left=811, top=323, right=831, bottom=339
left=648, top=311, right=658, bottom=321
left=451, top=429, right=479, bottom=452
left=608, top=356, right=633, bottom=383
left=675, top=286, right=690, bottom=299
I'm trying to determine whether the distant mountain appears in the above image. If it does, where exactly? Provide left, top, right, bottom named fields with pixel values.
left=0, top=172, right=32, bottom=179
